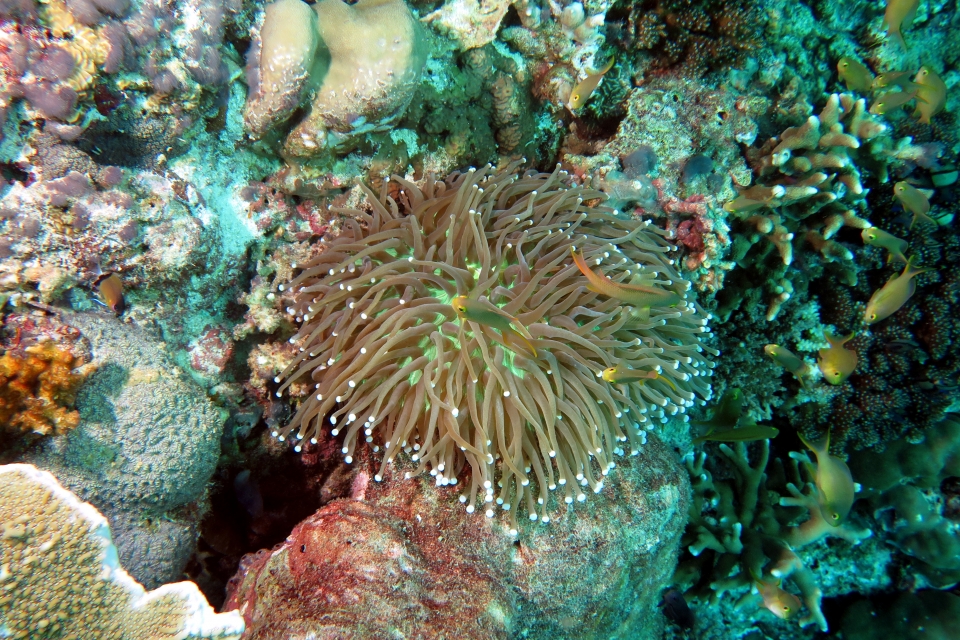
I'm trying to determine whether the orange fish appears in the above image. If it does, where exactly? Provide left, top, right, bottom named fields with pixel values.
left=97, top=273, right=125, bottom=314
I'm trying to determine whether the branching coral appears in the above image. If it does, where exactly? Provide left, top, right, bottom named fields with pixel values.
left=718, top=93, right=902, bottom=321
left=271, top=162, right=716, bottom=532
left=616, top=0, right=761, bottom=75
left=677, top=440, right=871, bottom=632
left=0, top=341, right=89, bottom=446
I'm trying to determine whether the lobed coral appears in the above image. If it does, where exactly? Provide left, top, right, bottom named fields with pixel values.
left=0, top=462, right=244, bottom=639
left=269, top=162, right=716, bottom=532
left=244, top=0, right=428, bottom=158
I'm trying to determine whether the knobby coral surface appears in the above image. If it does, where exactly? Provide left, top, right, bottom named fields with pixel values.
left=0, top=463, right=244, bottom=639
left=271, top=162, right=716, bottom=532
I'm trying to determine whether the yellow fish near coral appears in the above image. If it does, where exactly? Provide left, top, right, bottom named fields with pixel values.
left=570, top=247, right=681, bottom=308
left=601, top=363, right=676, bottom=391
left=752, top=571, right=802, bottom=620
left=861, top=227, right=909, bottom=264
left=883, top=0, right=919, bottom=49
left=872, top=70, right=915, bottom=90
left=452, top=296, right=537, bottom=356
left=864, top=257, right=931, bottom=324
left=837, top=57, right=874, bottom=93
left=566, top=56, right=615, bottom=111
left=818, top=332, right=857, bottom=385
left=764, top=344, right=812, bottom=387
left=893, top=181, right=935, bottom=228
left=869, top=90, right=919, bottom=115
left=799, top=428, right=856, bottom=526
left=913, top=65, right=947, bottom=124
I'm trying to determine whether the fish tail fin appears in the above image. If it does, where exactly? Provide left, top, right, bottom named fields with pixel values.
left=570, top=247, right=594, bottom=279
left=890, top=28, right=907, bottom=51
left=904, top=255, right=933, bottom=279
left=824, top=330, right=854, bottom=347
left=799, top=429, right=829, bottom=458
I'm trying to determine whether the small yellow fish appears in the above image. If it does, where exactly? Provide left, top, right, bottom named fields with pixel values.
left=566, top=56, right=615, bottom=111
left=571, top=247, right=681, bottom=308
left=723, top=196, right=769, bottom=213
left=872, top=70, right=915, bottom=90
left=693, top=423, right=779, bottom=443
left=869, top=90, right=919, bottom=115
left=602, top=363, right=677, bottom=391
left=837, top=57, right=874, bottom=93
left=452, top=296, right=537, bottom=355
left=893, top=181, right=935, bottom=228
left=752, top=571, right=802, bottom=620
left=884, top=0, right=919, bottom=49
left=764, top=344, right=812, bottom=387
left=818, top=331, right=857, bottom=385
left=97, top=273, right=125, bottom=314
left=798, top=428, right=856, bottom=526
left=913, top=65, right=947, bottom=124
left=864, top=256, right=931, bottom=324
left=861, top=227, right=909, bottom=264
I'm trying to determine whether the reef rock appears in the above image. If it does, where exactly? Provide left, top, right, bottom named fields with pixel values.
left=225, top=435, right=688, bottom=639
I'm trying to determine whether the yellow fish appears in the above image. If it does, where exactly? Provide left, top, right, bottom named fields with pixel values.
left=864, top=257, right=931, bottom=324
left=913, top=65, right=947, bottom=124
left=764, top=344, right=812, bottom=387
left=602, top=363, right=677, bottom=391
left=837, top=57, right=874, bottom=93
left=869, top=90, right=919, bottom=115
left=571, top=247, right=681, bottom=308
left=818, top=331, right=857, bottom=385
left=884, top=0, right=919, bottom=49
left=861, top=227, right=908, bottom=264
left=752, top=571, right=802, bottom=620
left=893, top=181, right=935, bottom=228
left=799, top=429, right=856, bottom=526
left=452, top=296, right=537, bottom=356
left=723, top=196, right=769, bottom=213
left=872, top=70, right=915, bottom=90
left=566, top=56, right=615, bottom=111
left=96, top=272, right=125, bottom=314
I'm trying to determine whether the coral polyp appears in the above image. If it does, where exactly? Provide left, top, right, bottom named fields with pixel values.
left=273, top=163, right=715, bottom=530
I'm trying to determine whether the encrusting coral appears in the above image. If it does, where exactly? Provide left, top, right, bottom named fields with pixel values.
left=0, top=463, right=244, bottom=639
left=270, top=162, right=716, bottom=532
left=0, top=341, right=89, bottom=446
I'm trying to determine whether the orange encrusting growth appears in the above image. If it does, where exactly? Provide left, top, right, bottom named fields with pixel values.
left=0, top=343, right=88, bottom=440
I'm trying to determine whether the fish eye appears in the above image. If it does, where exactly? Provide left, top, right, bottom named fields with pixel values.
left=832, top=513, right=840, bottom=520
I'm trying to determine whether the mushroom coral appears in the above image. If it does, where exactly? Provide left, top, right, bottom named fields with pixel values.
left=272, top=163, right=716, bottom=531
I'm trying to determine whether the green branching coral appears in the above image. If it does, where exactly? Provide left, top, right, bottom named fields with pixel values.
left=850, top=415, right=960, bottom=587
left=271, top=163, right=716, bottom=532
left=677, top=440, right=871, bottom=631
left=720, top=93, right=897, bottom=321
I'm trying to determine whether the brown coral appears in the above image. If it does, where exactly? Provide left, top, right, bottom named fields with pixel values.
left=0, top=342, right=88, bottom=443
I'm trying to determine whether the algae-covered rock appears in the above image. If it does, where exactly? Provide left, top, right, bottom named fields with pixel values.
left=224, top=435, right=688, bottom=639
